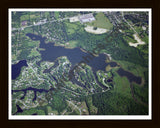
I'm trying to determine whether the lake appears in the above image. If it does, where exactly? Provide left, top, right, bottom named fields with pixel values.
left=26, top=33, right=116, bottom=90
left=26, top=33, right=112, bottom=69
left=12, top=60, right=28, bottom=80
left=26, top=33, right=142, bottom=89
left=12, top=33, right=142, bottom=92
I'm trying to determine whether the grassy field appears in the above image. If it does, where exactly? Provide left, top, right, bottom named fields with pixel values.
left=111, top=60, right=148, bottom=108
left=115, top=60, right=147, bottom=79
left=66, top=40, right=78, bottom=48
left=20, top=13, right=40, bottom=22
left=112, top=72, right=132, bottom=98
left=86, top=12, right=113, bottom=30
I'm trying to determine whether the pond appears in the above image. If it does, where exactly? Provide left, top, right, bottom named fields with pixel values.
left=12, top=87, right=49, bottom=101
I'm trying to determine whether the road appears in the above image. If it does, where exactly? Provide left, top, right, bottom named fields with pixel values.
left=12, top=12, right=95, bottom=32
left=12, top=17, right=70, bottom=31
left=122, top=11, right=138, bottom=34
left=61, top=87, right=81, bottom=95
left=66, top=100, right=82, bottom=115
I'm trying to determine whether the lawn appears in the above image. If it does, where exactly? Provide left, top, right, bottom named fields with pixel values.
left=66, top=40, right=78, bottom=48
left=20, top=14, right=40, bottom=22
left=86, top=12, right=113, bottom=30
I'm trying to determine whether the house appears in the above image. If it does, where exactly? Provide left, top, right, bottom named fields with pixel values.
left=21, top=20, right=27, bottom=26
left=79, top=13, right=95, bottom=23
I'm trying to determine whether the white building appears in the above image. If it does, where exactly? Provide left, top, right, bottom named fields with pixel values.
left=79, top=13, right=95, bottom=23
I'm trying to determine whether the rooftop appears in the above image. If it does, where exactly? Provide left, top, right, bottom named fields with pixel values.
left=79, top=13, right=95, bottom=23
left=21, top=20, right=27, bottom=26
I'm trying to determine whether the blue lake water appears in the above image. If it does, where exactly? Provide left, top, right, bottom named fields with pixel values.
left=12, top=60, right=28, bottom=80
left=117, top=68, right=142, bottom=84
left=26, top=33, right=142, bottom=88
left=12, top=87, right=49, bottom=101
left=26, top=33, right=113, bottom=90
left=26, top=33, right=111, bottom=70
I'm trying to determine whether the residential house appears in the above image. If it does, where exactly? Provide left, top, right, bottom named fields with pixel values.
left=21, top=20, right=27, bottom=26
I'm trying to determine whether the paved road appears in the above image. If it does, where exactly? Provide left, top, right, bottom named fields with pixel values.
left=12, top=17, right=70, bottom=31
left=12, top=12, right=94, bottom=32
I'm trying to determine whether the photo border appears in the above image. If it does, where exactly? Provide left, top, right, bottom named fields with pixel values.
left=0, top=0, right=159, bottom=128
left=8, top=8, right=152, bottom=120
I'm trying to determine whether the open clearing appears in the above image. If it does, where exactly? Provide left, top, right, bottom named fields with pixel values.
left=86, top=12, right=113, bottom=30
left=84, top=25, right=109, bottom=34
left=69, top=16, right=79, bottom=22
left=129, top=34, right=145, bottom=47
